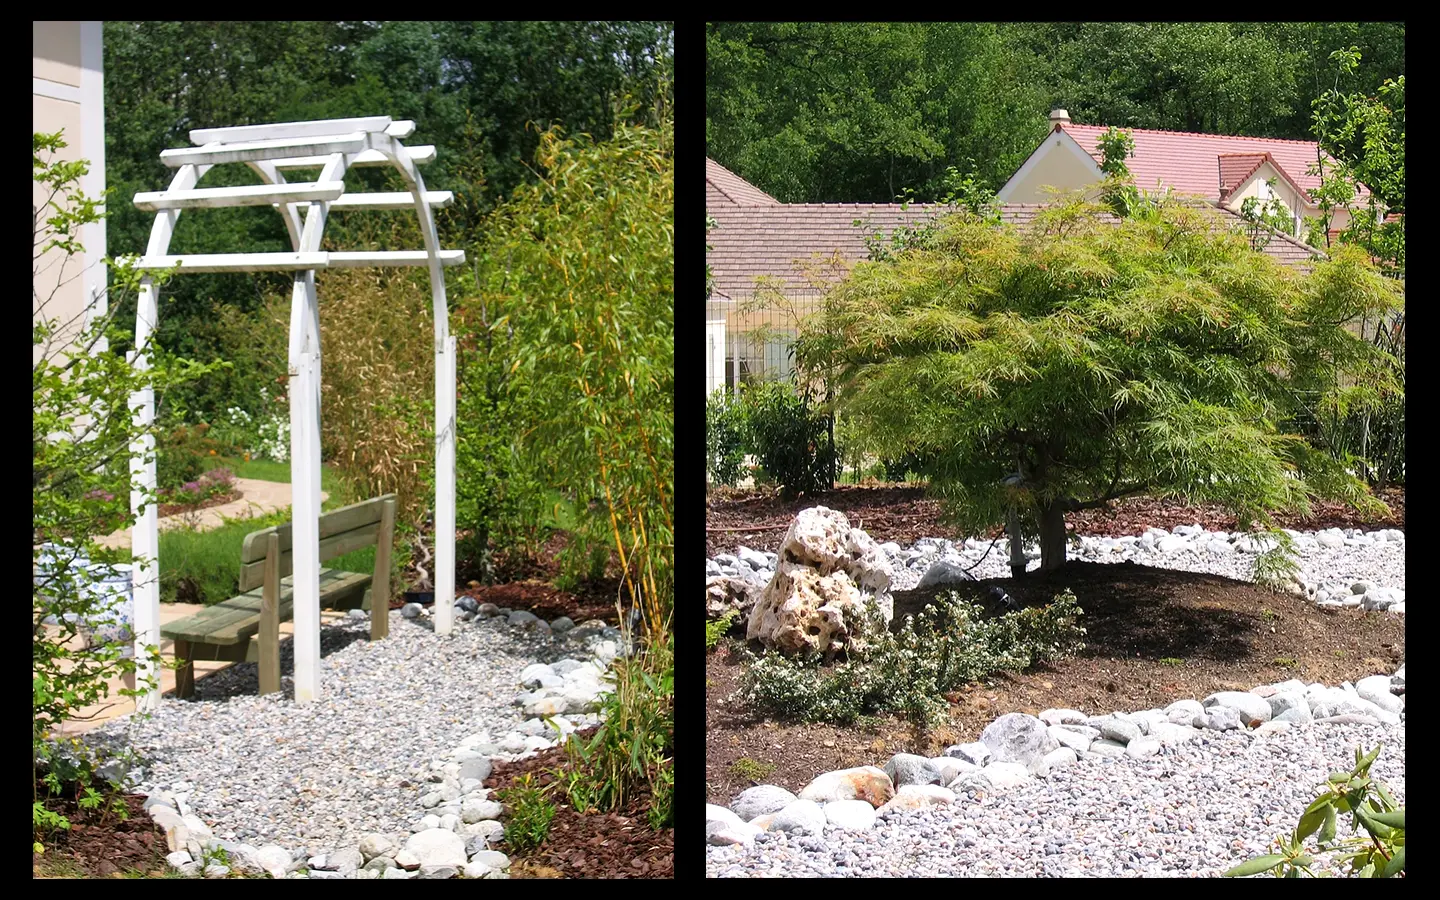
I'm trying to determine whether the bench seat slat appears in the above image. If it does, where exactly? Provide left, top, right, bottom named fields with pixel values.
left=162, top=569, right=371, bottom=645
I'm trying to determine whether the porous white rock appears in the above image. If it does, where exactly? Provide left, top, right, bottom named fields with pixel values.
left=746, top=508, right=894, bottom=655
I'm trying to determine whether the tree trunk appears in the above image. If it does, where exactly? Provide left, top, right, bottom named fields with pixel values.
left=1038, top=502, right=1068, bottom=571
left=1006, top=505, right=1027, bottom=579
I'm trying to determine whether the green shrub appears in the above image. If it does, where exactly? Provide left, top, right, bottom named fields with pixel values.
left=156, top=422, right=230, bottom=490
left=496, top=773, right=556, bottom=853
left=706, top=388, right=750, bottom=487
left=1225, top=743, right=1404, bottom=878
left=738, top=590, right=1086, bottom=726
left=558, top=633, right=672, bottom=821
left=743, top=380, right=835, bottom=501
left=706, top=610, right=739, bottom=651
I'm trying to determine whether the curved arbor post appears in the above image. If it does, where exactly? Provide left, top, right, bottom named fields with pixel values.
left=126, top=116, right=464, bottom=706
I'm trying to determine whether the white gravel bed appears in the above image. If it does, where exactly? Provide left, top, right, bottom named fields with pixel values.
left=87, top=611, right=578, bottom=856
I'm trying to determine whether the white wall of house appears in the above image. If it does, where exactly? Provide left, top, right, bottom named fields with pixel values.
left=34, top=21, right=106, bottom=364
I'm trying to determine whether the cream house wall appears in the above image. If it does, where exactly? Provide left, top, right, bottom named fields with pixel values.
left=998, top=132, right=1103, bottom=203
left=1220, top=161, right=1308, bottom=235
left=34, top=21, right=106, bottom=365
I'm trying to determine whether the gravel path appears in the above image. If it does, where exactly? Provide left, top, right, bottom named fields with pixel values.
left=707, top=720, right=1405, bottom=877
left=89, top=611, right=577, bottom=855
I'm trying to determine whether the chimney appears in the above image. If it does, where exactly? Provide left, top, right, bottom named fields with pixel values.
left=1049, top=109, right=1071, bottom=130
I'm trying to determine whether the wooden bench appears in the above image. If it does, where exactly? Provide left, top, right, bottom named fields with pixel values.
left=161, top=493, right=396, bottom=698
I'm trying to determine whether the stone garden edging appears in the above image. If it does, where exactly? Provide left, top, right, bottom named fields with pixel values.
left=706, top=664, right=1406, bottom=847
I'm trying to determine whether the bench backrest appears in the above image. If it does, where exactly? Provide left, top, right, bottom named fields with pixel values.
left=238, top=493, right=396, bottom=592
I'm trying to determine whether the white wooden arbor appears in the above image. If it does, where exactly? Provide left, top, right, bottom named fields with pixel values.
left=123, top=116, right=464, bottom=710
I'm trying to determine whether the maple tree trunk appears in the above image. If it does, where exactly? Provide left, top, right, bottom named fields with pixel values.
left=1038, top=502, right=1068, bottom=571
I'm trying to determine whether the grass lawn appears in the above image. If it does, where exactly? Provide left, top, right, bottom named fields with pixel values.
left=97, top=458, right=384, bottom=605
left=216, top=456, right=358, bottom=507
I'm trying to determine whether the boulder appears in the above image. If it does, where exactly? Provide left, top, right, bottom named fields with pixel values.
left=1202, top=691, right=1272, bottom=725
left=746, top=508, right=894, bottom=655
left=1163, top=699, right=1204, bottom=723
left=1125, top=737, right=1162, bottom=758
left=980, top=713, right=1060, bottom=771
left=876, top=784, right=956, bottom=815
left=1038, top=708, right=1089, bottom=726
left=771, top=799, right=827, bottom=834
left=706, top=821, right=762, bottom=847
left=943, top=741, right=992, bottom=768
left=1148, top=722, right=1199, bottom=745
left=929, top=757, right=979, bottom=785
left=1036, top=746, right=1079, bottom=775
left=1048, top=724, right=1098, bottom=754
left=404, top=829, right=467, bottom=868
left=1098, top=717, right=1142, bottom=746
left=1191, top=707, right=1242, bottom=731
left=883, top=753, right=942, bottom=788
left=797, top=766, right=894, bottom=808
left=824, top=799, right=878, bottom=830
left=707, top=575, right=764, bottom=621
left=729, top=785, right=797, bottom=822
left=914, top=559, right=976, bottom=591
left=1266, top=691, right=1311, bottom=721
left=975, top=761, right=1031, bottom=791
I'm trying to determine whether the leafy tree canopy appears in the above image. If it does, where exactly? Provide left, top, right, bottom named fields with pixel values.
left=797, top=193, right=1401, bottom=571
left=707, top=22, right=1403, bottom=204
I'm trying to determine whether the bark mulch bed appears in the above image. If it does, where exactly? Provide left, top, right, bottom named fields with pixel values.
left=484, top=727, right=674, bottom=879
left=391, top=532, right=624, bottom=627
left=706, top=560, right=1404, bottom=807
left=32, top=787, right=172, bottom=879
left=706, top=484, right=1405, bottom=558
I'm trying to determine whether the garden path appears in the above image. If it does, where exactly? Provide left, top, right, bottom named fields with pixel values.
left=93, top=479, right=329, bottom=549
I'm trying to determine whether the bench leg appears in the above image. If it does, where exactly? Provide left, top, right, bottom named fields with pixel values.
left=259, top=533, right=281, bottom=696
left=174, top=640, right=195, bottom=700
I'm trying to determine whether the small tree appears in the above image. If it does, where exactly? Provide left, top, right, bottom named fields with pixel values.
left=798, top=191, right=1400, bottom=572
left=33, top=131, right=217, bottom=845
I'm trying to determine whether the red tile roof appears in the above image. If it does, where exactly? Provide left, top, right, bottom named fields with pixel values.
left=1217, top=154, right=1268, bottom=199
left=707, top=158, right=779, bottom=206
left=706, top=160, right=1323, bottom=303
left=1060, top=124, right=1365, bottom=205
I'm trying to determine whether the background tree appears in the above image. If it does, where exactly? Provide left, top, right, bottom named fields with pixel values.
left=707, top=22, right=1403, bottom=205
left=103, top=20, right=673, bottom=426
left=797, top=193, right=1400, bottom=572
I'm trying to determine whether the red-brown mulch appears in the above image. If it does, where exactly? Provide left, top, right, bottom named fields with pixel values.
left=706, top=484, right=1405, bottom=556
left=392, top=531, right=624, bottom=627
left=154, top=488, right=243, bottom=519
left=33, top=785, right=171, bottom=878
left=484, top=727, right=674, bottom=878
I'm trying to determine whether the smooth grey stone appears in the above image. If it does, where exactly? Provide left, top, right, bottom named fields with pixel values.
left=1202, top=691, right=1272, bottom=724
left=507, top=610, right=540, bottom=625
left=883, top=753, right=942, bottom=788
left=401, top=603, right=424, bottom=618
left=730, top=785, right=798, bottom=822
left=1087, top=739, right=1127, bottom=757
left=1098, top=717, right=1142, bottom=745
left=549, top=616, right=574, bottom=632
left=347, top=608, right=368, bottom=620
left=944, top=741, right=992, bottom=768
left=417, top=865, right=460, bottom=879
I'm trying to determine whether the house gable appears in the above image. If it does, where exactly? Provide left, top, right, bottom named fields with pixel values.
left=997, top=128, right=1105, bottom=203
